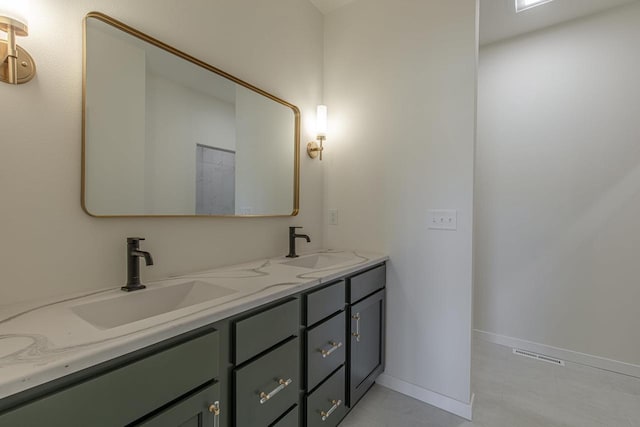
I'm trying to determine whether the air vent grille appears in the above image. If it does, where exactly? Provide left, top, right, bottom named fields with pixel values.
left=513, top=348, right=565, bottom=366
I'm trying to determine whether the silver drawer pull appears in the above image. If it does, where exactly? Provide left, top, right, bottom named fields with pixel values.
left=208, top=401, right=220, bottom=427
left=320, top=341, right=343, bottom=358
left=352, top=313, right=361, bottom=342
left=259, top=378, right=292, bottom=404
left=321, top=399, right=342, bottom=421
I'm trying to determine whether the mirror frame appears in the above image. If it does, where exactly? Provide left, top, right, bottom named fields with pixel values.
left=82, top=12, right=300, bottom=218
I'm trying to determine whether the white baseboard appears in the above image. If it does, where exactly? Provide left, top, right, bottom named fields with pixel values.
left=474, top=329, right=640, bottom=378
left=376, top=374, right=474, bottom=420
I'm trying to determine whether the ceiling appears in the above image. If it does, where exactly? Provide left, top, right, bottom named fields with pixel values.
left=310, top=0, right=639, bottom=46
left=480, top=0, right=639, bottom=46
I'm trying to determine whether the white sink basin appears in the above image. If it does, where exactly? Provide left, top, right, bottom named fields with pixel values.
left=70, top=280, right=237, bottom=329
left=281, top=253, right=351, bottom=269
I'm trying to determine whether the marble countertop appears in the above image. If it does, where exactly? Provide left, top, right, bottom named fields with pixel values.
left=0, top=249, right=387, bottom=400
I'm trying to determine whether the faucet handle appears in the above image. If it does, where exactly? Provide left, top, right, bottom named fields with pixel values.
left=289, top=226, right=303, bottom=230
left=127, top=237, right=146, bottom=243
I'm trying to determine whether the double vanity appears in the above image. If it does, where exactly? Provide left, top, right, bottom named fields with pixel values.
left=0, top=250, right=387, bottom=426
left=0, top=10, right=388, bottom=426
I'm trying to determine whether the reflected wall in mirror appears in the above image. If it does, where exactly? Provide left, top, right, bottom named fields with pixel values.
left=83, top=12, right=300, bottom=217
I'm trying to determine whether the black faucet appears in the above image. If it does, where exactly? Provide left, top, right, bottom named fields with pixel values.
left=122, top=237, right=154, bottom=292
left=287, top=227, right=310, bottom=258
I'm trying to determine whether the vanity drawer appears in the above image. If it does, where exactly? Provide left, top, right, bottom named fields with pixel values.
left=234, top=338, right=300, bottom=426
left=136, top=381, right=220, bottom=427
left=305, top=280, right=345, bottom=326
left=272, top=405, right=299, bottom=427
left=0, top=329, right=219, bottom=427
left=306, top=366, right=347, bottom=427
left=234, top=298, right=300, bottom=364
left=306, top=311, right=346, bottom=390
left=348, top=264, right=386, bottom=304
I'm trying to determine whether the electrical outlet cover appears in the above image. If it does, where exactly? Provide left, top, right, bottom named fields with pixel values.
left=427, top=209, right=457, bottom=230
left=328, top=209, right=338, bottom=225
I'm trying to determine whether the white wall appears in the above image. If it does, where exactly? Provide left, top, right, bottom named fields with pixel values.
left=324, top=0, right=477, bottom=413
left=476, top=3, right=640, bottom=368
left=0, top=0, right=324, bottom=306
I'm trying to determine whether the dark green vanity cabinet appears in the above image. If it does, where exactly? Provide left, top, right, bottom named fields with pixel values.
left=231, top=298, right=301, bottom=427
left=0, top=261, right=387, bottom=427
left=0, top=327, right=222, bottom=427
left=347, top=265, right=386, bottom=408
left=303, top=281, right=348, bottom=427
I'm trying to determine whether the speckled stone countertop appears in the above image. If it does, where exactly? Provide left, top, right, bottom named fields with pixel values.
left=0, top=249, right=387, bottom=400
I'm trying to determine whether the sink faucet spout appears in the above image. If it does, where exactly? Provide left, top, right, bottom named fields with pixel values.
left=131, top=250, right=154, bottom=266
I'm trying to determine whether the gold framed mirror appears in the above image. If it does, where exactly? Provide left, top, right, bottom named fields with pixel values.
left=82, top=12, right=300, bottom=217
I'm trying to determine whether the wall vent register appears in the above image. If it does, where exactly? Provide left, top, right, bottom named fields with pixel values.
left=513, top=348, right=565, bottom=366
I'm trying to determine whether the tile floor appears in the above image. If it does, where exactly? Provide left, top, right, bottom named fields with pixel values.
left=340, top=339, right=640, bottom=426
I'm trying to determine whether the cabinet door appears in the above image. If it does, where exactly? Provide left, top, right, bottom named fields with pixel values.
left=0, top=330, right=219, bottom=427
left=348, top=289, right=385, bottom=407
left=137, top=382, right=220, bottom=427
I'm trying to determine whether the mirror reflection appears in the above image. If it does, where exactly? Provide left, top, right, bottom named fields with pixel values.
left=83, top=13, right=299, bottom=217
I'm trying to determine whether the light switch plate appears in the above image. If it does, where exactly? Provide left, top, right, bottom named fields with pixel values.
left=428, top=209, right=457, bottom=230
left=328, top=209, right=338, bottom=225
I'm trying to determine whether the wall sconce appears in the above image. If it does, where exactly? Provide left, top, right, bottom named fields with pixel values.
left=0, top=9, right=36, bottom=84
left=307, top=105, right=327, bottom=160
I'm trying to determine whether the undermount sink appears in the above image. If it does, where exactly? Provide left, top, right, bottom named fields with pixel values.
left=71, top=280, right=238, bottom=330
left=282, top=253, right=351, bottom=269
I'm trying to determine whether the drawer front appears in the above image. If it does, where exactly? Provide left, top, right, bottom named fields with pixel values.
left=235, top=338, right=300, bottom=427
left=234, top=298, right=300, bottom=364
left=0, top=330, right=219, bottom=427
left=306, top=366, right=347, bottom=427
left=348, top=264, right=386, bottom=304
left=306, top=311, right=346, bottom=390
left=272, top=405, right=299, bottom=427
left=137, top=382, right=220, bottom=427
left=305, top=280, right=345, bottom=326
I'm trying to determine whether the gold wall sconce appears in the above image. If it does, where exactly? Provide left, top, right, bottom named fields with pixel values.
left=307, top=105, right=327, bottom=160
left=0, top=9, right=36, bottom=85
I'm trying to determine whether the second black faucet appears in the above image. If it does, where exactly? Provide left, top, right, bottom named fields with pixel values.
left=287, top=227, right=310, bottom=258
left=123, top=237, right=154, bottom=292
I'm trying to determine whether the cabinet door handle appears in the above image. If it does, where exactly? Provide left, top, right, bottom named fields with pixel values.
left=320, top=399, right=342, bottom=421
left=208, top=401, right=220, bottom=427
left=259, top=378, right=293, bottom=404
left=352, top=313, right=361, bottom=342
left=320, top=341, right=343, bottom=358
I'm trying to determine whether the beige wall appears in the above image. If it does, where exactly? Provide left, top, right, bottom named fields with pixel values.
left=0, top=0, right=324, bottom=305
left=476, top=3, right=640, bottom=368
left=324, top=0, right=477, bottom=410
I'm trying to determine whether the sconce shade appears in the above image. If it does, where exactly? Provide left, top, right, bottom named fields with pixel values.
left=0, top=15, right=27, bottom=35
left=316, top=105, right=327, bottom=138
left=307, top=105, right=328, bottom=160
left=0, top=0, right=29, bottom=30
